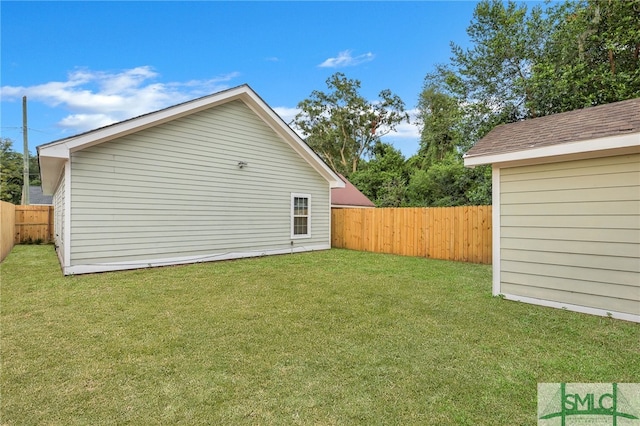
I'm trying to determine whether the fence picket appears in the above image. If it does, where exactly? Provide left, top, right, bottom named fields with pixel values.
left=14, top=205, right=54, bottom=244
left=331, top=206, right=492, bottom=264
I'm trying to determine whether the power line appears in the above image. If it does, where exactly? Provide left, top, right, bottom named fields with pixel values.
left=1, top=126, right=56, bottom=135
left=28, top=127, right=56, bottom=135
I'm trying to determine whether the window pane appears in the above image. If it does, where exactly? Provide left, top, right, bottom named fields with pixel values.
left=293, top=217, right=308, bottom=235
left=294, top=197, right=308, bottom=216
left=292, top=195, right=310, bottom=237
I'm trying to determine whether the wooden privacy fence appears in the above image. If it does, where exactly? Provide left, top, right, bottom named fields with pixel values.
left=15, top=205, right=54, bottom=244
left=332, top=206, right=492, bottom=264
left=0, top=201, right=16, bottom=262
left=0, top=202, right=54, bottom=262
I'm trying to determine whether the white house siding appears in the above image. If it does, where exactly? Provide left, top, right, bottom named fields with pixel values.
left=68, top=100, right=331, bottom=269
left=499, top=153, right=640, bottom=316
left=53, top=168, right=65, bottom=265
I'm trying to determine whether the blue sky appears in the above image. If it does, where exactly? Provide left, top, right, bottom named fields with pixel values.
left=1, top=1, right=481, bottom=158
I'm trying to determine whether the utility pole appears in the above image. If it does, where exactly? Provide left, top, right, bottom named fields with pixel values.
left=21, top=96, right=30, bottom=205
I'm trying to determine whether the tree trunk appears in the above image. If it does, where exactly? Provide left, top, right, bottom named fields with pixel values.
left=609, top=49, right=615, bottom=75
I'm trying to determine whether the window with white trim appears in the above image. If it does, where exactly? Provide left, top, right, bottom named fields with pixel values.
left=291, top=193, right=311, bottom=238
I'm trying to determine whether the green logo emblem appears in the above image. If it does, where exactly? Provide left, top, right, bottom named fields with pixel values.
left=538, top=383, right=640, bottom=425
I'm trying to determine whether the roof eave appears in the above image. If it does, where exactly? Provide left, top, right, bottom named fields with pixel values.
left=37, top=84, right=345, bottom=191
left=463, top=132, right=640, bottom=168
left=331, top=204, right=375, bottom=208
left=38, top=85, right=253, bottom=155
left=239, top=90, right=344, bottom=188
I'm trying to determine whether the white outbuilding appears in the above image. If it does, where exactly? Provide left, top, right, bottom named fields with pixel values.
left=464, top=98, right=640, bottom=322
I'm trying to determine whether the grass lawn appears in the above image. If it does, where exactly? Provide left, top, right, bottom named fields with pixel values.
left=1, top=245, right=638, bottom=425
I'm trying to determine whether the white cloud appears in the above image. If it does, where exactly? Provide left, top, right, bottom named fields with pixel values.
left=273, top=106, right=306, bottom=138
left=318, top=50, right=375, bottom=68
left=379, top=108, right=421, bottom=157
left=58, top=113, right=117, bottom=130
left=0, top=66, right=240, bottom=133
left=386, top=108, right=421, bottom=140
left=272, top=106, right=300, bottom=125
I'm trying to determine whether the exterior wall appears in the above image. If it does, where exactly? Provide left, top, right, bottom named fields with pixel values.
left=499, top=153, right=640, bottom=317
left=67, top=100, right=330, bottom=273
left=53, top=168, right=66, bottom=266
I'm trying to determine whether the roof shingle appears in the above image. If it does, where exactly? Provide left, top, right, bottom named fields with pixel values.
left=331, top=174, right=375, bottom=207
left=28, top=186, right=53, bottom=205
left=465, top=98, right=640, bottom=158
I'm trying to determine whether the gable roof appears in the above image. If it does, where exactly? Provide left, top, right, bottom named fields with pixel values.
left=28, top=186, right=53, bottom=205
left=464, top=98, right=640, bottom=167
left=331, top=174, right=375, bottom=208
left=37, top=84, right=344, bottom=194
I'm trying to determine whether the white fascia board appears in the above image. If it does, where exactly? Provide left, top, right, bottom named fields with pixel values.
left=464, top=132, right=640, bottom=168
left=241, top=91, right=345, bottom=189
left=37, top=85, right=344, bottom=190
left=41, top=85, right=252, bottom=155
left=37, top=143, right=69, bottom=159
left=37, top=86, right=252, bottom=194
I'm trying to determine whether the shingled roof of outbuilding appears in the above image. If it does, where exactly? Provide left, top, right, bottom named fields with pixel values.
left=464, top=98, right=640, bottom=159
left=331, top=174, right=375, bottom=208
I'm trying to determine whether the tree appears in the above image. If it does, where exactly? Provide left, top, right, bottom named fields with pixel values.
left=417, top=85, right=463, bottom=166
left=0, top=138, right=41, bottom=205
left=409, top=0, right=636, bottom=208
left=1, top=139, right=25, bottom=204
left=412, top=82, right=492, bottom=207
left=529, top=0, right=640, bottom=115
left=405, top=154, right=491, bottom=207
left=294, top=73, right=409, bottom=175
left=349, top=142, right=409, bottom=207
left=429, top=0, right=638, bottom=126
left=444, top=0, right=550, bottom=122
left=465, top=164, right=492, bottom=206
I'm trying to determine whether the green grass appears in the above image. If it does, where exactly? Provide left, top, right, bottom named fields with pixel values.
left=1, top=245, right=638, bottom=425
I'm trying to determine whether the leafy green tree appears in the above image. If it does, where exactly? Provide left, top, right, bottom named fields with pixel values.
left=294, top=73, right=409, bottom=175
left=29, top=154, right=41, bottom=186
left=465, top=164, right=492, bottom=205
left=349, top=142, right=409, bottom=207
left=406, top=154, right=491, bottom=207
left=410, top=0, right=636, bottom=209
left=412, top=155, right=468, bottom=207
left=0, top=138, right=41, bottom=204
left=404, top=168, right=431, bottom=206
left=429, top=0, right=638, bottom=125
left=1, top=139, right=24, bottom=204
left=412, top=82, right=492, bottom=207
left=443, top=0, right=549, bottom=122
left=409, top=1, right=545, bottom=209
left=529, top=0, right=640, bottom=115
left=417, top=86, right=463, bottom=166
